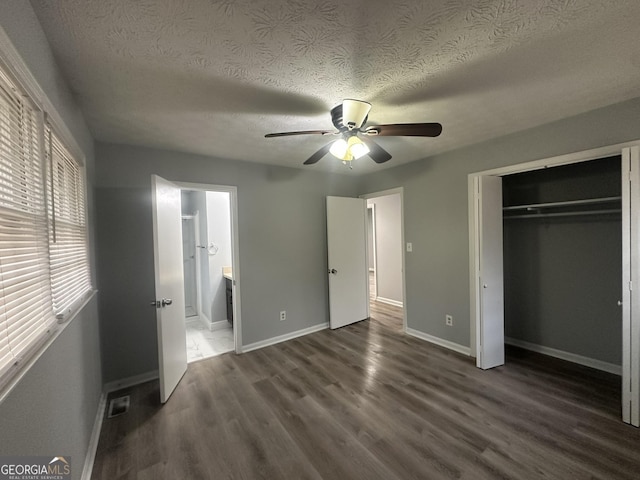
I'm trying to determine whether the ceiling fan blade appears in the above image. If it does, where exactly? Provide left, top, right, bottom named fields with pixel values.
left=303, top=142, right=332, bottom=165
left=360, top=136, right=392, bottom=164
left=365, top=123, right=442, bottom=137
left=265, top=130, right=335, bottom=138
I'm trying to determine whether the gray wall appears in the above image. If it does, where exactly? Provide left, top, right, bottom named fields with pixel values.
left=95, top=143, right=358, bottom=383
left=368, top=194, right=403, bottom=303
left=0, top=2, right=102, bottom=479
left=504, top=217, right=621, bottom=364
left=358, top=96, right=640, bottom=353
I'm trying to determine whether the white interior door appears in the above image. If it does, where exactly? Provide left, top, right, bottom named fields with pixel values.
left=152, top=175, right=187, bottom=403
left=475, top=175, right=505, bottom=369
left=622, top=147, right=640, bottom=426
left=327, top=196, right=369, bottom=329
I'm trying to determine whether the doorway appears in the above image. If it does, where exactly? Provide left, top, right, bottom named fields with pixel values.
left=468, top=142, right=640, bottom=426
left=181, top=189, right=236, bottom=362
left=361, top=188, right=406, bottom=331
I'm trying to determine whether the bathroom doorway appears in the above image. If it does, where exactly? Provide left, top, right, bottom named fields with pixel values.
left=180, top=188, right=238, bottom=362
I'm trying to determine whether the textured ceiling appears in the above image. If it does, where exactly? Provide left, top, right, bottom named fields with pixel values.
left=29, top=0, right=640, bottom=174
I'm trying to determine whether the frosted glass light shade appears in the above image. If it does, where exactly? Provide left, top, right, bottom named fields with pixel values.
left=347, top=136, right=370, bottom=159
left=329, top=138, right=349, bottom=159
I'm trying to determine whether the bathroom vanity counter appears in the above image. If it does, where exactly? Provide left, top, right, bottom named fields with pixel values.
left=222, top=266, right=232, bottom=281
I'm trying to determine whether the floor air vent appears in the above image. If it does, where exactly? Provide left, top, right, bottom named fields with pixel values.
left=107, top=395, right=130, bottom=418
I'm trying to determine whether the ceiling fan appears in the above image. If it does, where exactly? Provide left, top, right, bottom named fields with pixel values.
left=264, top=99, right=442, bottom=167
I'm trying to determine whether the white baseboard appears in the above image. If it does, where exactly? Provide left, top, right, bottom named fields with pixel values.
left=406, top=328, right=471, bottom=356
left=81, top=392, right=107, bottom=480
left=103, top=370, right=159, bottom=393
left=375, top=296, right=403, bottom=308
left=241, top=323, right=328, bottom=353
left=210, top=320, right=230, bottom=331
left=199, top=313, right=212, bottom=330
left=505, top=337, right=621, bottom=375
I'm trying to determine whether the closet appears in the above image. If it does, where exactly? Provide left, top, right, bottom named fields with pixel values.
left=502, top=156, right=622, bottom=371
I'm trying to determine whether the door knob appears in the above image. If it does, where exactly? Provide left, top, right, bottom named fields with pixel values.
left=161, top=298, right=173, bottom=307
left=483, top=284, right=488, bottom=289
left=329, top=269, right=337, bottom=275
left=618, top=300, right=623, bottom=306
left=150, top=300, right=160, bottom=308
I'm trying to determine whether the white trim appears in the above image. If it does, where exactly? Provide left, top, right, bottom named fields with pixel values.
left=367, top=203, right=378, bottom=299
left=209, top=320, right=230, bottom=332
left=198, top=312, right=212, bottom=330
left=505, top=337, right=621, bottom=376
left=375, top=296, right=403, bottom=308
left=360, top=187, right=404, bottom=199
left=241, top=323, right=328, bottom=353
left=81, top=392, right=107, bottom=480
left=406, top=328, right=471, bottom=356
left=471, top=141, right=640, bottom=177
left=103, top=370, right=159, bottom=394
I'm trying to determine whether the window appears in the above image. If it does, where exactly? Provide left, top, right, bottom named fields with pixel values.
left=0, top=63, right=91, bottom=388
left=46, top=125, right=91, bottom=318
left=0, top=67, right=54, bottom=382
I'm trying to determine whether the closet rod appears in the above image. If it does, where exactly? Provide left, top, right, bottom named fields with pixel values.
left=505, top=209, right=621, bottom=220
left=503, top=196, right=621, bottom=211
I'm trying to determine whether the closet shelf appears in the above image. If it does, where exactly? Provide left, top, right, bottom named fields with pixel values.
left=503, top=196, right=621, bottom=219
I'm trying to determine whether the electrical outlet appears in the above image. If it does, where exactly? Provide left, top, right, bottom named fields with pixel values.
left=445, top=314, right=453, bottom=326
left=280, top=311, right=286, bottom=321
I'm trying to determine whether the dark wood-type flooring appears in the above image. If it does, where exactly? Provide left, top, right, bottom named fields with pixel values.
left=91, top=298, right=640, bottom=479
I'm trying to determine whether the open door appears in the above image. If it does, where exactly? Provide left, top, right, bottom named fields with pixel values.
left=622, top=147, right=640, bottom=426
left=152, top=175, right=187, bottom=403
left=327, top=196, right=369, bottom=329
left=474, top=175, right=505, bottom=369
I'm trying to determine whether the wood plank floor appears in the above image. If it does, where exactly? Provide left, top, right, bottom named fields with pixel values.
left=91, top=300, right=640, bottom=479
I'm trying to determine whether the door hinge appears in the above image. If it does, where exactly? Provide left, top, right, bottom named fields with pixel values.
left=630, top=281, right=633, bottom=291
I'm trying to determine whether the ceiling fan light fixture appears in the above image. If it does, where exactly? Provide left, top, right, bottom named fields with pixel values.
left=329, top=138, right=349, bottom=159
left=342, top=99, right=371, bottom=130
left=347, top=135, right=369, bottom=159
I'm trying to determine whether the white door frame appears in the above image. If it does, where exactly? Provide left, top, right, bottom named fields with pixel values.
left=360, top=187, right=407, bottom=332
left=468, top=140, right=640, bottom=425
left=367, top=203, right=378, bottom=298
left=174, top=181, right=242, bottom=354
left=622, top=147, right=640, bottom=426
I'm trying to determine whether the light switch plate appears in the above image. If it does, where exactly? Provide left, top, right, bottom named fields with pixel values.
left=406, top=242, right=413, bottom=252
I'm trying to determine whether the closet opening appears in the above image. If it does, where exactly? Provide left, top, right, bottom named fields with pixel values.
left=502, top=156, right=622, bottom=375
left=469, top=143, right=640, bottom=425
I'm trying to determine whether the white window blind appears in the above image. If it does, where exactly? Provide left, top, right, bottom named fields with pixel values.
left=46, top=125, right=91, bottom=319
left=0, top=68, right=54, bottom=381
